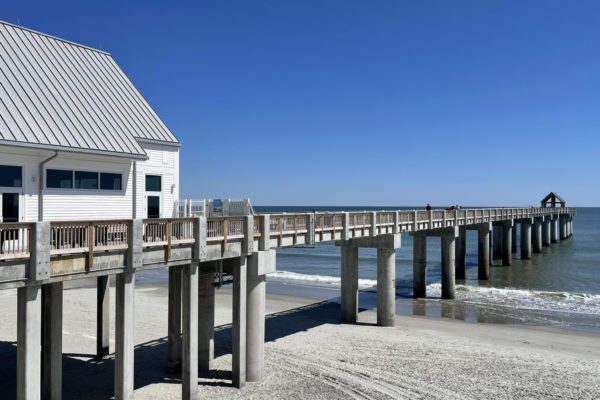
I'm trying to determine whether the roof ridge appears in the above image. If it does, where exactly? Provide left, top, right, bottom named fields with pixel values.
left=0, top=19, right=111, bottom=56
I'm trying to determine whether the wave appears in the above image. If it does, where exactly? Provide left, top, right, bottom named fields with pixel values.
left=267, top=270, right=377, bottom=289
left=426, top=283, right=600, bottom=315
left=267, top=270, right=600, bottom=315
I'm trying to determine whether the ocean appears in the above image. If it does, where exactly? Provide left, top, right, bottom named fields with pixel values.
left=138, top=206, right=600, bottom=333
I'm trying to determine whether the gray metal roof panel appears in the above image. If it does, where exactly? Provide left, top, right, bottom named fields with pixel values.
left=0, top=21, right=180, bottom=158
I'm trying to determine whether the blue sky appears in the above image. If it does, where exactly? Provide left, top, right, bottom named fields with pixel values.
left=3, top=1, right=599, bottom=206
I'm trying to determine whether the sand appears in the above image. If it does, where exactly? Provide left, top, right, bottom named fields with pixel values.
left=0, top=280, right=598, bottom=399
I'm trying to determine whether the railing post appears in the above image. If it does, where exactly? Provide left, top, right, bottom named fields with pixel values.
left=442, top=210, right=447, bottom=227
left=222, top=218, right=229, bottom=255
left=293, top=215, right=298, bottom=245
left=393, top=211, right=399, bottom=234
left=127, top=219, right=144, bottom=270
left=307, top=214, right=315, bottom=245
left=166, top=219, right=172, bottom=261
left=30, top=221, right=50, bottom=281
left=244, top=215, right=254, bottom=255
left=259, top=215, right=271, bottom=250
left=428, top=210, right=433, bottom=229
left=371, top=211, right=377, bottom=237
left=88, top=222, right=94, bottom=270
left=413, top=211, right=418, bottom=232
left=194, top=216, right=207, bottom=261
left=342, top=212, right=350, bottom=240
left=319, top=214, right=324, bottom=241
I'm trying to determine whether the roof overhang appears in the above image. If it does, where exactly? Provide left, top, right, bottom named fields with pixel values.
left=135, top=137, right=182, bottom=148
left=0, top=139, right=149, bottom=160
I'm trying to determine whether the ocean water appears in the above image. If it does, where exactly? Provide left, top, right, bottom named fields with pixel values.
left=254, top=206, right=600, bottom=333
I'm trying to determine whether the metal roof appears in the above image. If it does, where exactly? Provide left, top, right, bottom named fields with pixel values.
left=0, top=21, right=180, bottom=159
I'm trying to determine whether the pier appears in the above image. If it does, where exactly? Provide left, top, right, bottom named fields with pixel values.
left=0, top=206, right=575, bottom=399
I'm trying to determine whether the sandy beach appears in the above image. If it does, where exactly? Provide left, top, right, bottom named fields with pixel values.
left=0, top=280, right=598, bottom=399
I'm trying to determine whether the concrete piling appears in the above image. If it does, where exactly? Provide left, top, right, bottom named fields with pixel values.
left=340, top=244, right=359, bottom=322
left=533, top=218, right=543, bottom=253
left=492, top=225, right=503, bottom=260
left=42, top=282, right=63, bottom=400
left=232, top=257, right=247, bottom=389
left=246, top=249, right=275, bottom=382
left=167, top=266, right=182, bottom=373
left=441, top=230, right=456, bottom=299
left=542, top=217, right=551, bottom=246
left=17, top=285, right=41, bottom=400
left=560, top=215, right=568, bottom=240
left=511, top=225, right=518, bottom=254
left=96, top=276, right=110, bottom=358
left=182, top=264, right=199, bottom=400
left=246, top=272, right=266, bottom=382
left=477, top=224, right=491, bottom=280
left=520, top=219, right=532, bottom=259
left=413, top=233, right=427, bottom=298
left=501, top=221, right=513, bottom=266
left=198, top=270, right=215, bottom=372
left=115, top=272, right=135, bottom=400
left=376, top=247, right=396, bottom=327
left=551, top=216, right=558, bottom=243
left=455, top=227, right=466, bottom=280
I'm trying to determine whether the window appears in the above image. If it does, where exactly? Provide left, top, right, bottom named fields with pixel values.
left=74, top=171, right=98, bottom=189
left=145, top=175, right=161, bottom=192
left=0, top=165, right=22, bottom=187
left=100, top=173, right=122, bottom=190
left=147, top=196, right=160, bottom=218
left=47, top=169, right=73, bottom=189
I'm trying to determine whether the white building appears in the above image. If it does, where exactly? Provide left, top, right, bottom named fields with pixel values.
left=0, top=21, right=180, bottom=222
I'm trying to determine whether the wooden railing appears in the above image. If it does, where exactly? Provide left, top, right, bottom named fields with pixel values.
left=0, top=207, right=576, bottom=263
left=0, top=222, right=32, bottom=260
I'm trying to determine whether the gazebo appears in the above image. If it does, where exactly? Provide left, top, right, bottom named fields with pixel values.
left=540, top=192, right=566, bottom=208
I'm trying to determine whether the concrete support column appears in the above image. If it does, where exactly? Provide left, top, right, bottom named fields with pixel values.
left=181, top=264, right=198, bottom=400
left=42, top=282, right=63, bottom=400
left=560, top=215, right=567, bottom=240
left=455, top=228, right=466, bottom=280
left=167, top=266, right=182, bottom=373
left=568, top=216, right=573, bottom=237
left=115, top=272, right=135, bottom=400
left=477, top=224, right=490, bottom=280
left=441, top=232, right=456, bottom=299
left=246, top=272, right=266, bottom=382
left=340, top=244, right=359, bottom=322
left=376, top=247, right=396, bottom=327
left=232, top=257, right=247, bottom=388
left=511, top=225, right=518, bottom=253
left=502, top=222, right=513, bottom=266
left=533, top=218, right=543, bottom=253
left=551, top=216, right=558, bottom=243
left=542, top=217, right=551, bottom=246
left=412, top=234, right=427, bottom=298
left=492, top=225, right=503, bottom=260
left=520, top=220, right=532, bottom=260
left=17, top=285, right=41, bottom=400
left=96, top=275, right=110, bottom=358
left=198, top=270, right=215, bottom=372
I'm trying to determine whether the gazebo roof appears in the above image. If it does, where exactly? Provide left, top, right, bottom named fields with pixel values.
left=541, top=192, right=565, bottom=203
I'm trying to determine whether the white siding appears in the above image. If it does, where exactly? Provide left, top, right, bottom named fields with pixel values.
left=136, top=143, right=179, bottom=218
left=0, top=142, right=179, bottom=222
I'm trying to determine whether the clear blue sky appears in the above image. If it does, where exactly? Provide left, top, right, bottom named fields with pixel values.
left=3, top=1, right=599, bottom=206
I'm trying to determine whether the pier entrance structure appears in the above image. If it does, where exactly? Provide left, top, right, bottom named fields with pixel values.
left=0, top=206, right=576, bottom=399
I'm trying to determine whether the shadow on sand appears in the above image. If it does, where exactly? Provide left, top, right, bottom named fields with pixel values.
left=0, top=298, right=349, bottom=399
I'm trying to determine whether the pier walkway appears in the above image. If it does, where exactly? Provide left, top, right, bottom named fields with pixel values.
left=0, top=206, right=575, bottom=399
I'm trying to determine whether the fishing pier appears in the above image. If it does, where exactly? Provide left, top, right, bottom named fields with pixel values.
left=0, top=205, right=575, bottom=399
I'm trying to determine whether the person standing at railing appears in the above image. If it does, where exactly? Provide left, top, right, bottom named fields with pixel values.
left=426, top=204, right=432, bottom=211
